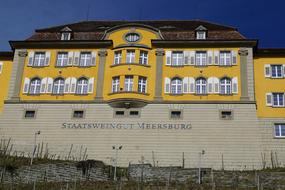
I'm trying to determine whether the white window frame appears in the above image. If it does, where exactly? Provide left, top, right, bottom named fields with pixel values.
left=138, top=76, right=147, bottom=93
left=33, top=52, right=46, bottom=67
left=124, top=76, right=133, bottom=92
left=219, top=51, right=232, bottom=66
left=79, top=52, right=92, bottom=67
left=171, top=52, right=183, bottom=66
left=114, top=51, right=122, bottom=65
left=126, top=50, right=135, bottom=63
left=272, top=93, right=285, bottom=107
left=196, top=31, right=206, bottom=39
left=139, top=51, right=148, bottom=65
left=275, top=124, right=285, bottom=138
left=195, top=51, right=207, bottom=66
left=112, top=76, right=120, bottom=93
left=171, top=78, right=182, bottom=94
left=220, top=78, right=232, bottom=95
left=56, top=52, right=68, bottom=67
left=271, top=65, right=283, bottom=78
left=61, top=32, right=71, bottom=40
left=76, top=78, right=88, bottom=95
left=196, top=78, right=207, bottom=95
left=29, top=78, right=41, bottom=95
left=52, top=78, right=65, bottom=95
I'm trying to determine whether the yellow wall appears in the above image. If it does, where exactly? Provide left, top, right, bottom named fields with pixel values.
left=254, top=57, right=285, bottom=118
left=103, top=28, right=158, bottom=101
left=0, top=60, right=13, bottom=112
left=20, top=49, right=99, bottom=101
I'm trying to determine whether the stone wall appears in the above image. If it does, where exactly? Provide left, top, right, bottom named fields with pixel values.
left=0, top=163, right=109, bottom=184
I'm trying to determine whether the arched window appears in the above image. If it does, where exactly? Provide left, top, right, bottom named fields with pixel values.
left=171, top=78, right=182, bottom=94
left=29, top=78, right=41, bottom=95
left=196, top=78, right=207, bottom=94
left=76, top=78, right=88, bottom=95
left=52, top=78, right=65, bottom=95
left=220, top=77, right=231, bottom=95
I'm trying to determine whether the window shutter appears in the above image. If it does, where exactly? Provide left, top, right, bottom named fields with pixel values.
left=184, top=51, right=190, bottom=65
left=207, top=51, right=213, bottom=65
left=266, top=93, right=273, bottom=106
left=190, top=51, right=195, bottom=65
left=0, top=62, right=3, bottom=74
left=232, top=50, right=237, bottom=65
left=70, top=77, right=77, bottom=93
left=88, top=77, right=95, bottom=93
left=164, top=77, right=171, bottom=93
left=28, top=51, right=34, bottom=66
left=213, top=77, right=219, bottom=93
left=207, top=77, right=214, bottom=93
left=165, top=51, right=172, bottom=66
left=91, top=51, right=96, bottom=66
left=264, top=64, right=271, bottom=78
left=73, top=52, right=80, bottom=66
left=45, top=52, right=51, bottom=66
left=40, top=77, right=47, bottom=93
left=23, top=78, right=30, bottom=94
left=64, top=77, right=71, bottom=93
left=46, top=77, right=53, bottom=93
left=232, top=77, right=238, bottom=94
left=214, top=51, right=219, bottom=65
left=189, top=77, right=195, bottom=93
left=183, top=77, right=189, bottom=93
left=67, top=52, right=74, bottom=66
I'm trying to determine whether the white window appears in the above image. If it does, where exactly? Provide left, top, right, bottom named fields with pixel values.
left=172, top=52, right=183, bottom=66
left=112, top=76, right=120, bottom=93
left=139, top=51, right=148, bottom=65
left=29, top=78, right=41, bottom=95
left=273, top=93, right=284, bottom=107
left=196, top=78, right=207, bottom=94
left=196, top=51, right=207, bottom=66
left=114, top=51, right=122, bottom=65
left=33, top=52, right=46, bottom=67
left=275, top=124, right=285, bottom=137
left=56, top=52, right=68, bottom=67
left=271, top=65, right=283, bottom=78
left=171, top=78, right=182, bottom=94
left=126, top=50, right=135, bottom=63
left=79, top=52, right=92, bottom=67
left=76, top=78, right=88, bottom=95
left=52, top=78, right=65, bottom=95
left=0, top=62, right=3, bottom=74
left=124, top=76, right=133, bottom=91
left=61, top=32, right=71, bottom=40
left=125, top=33, right=140, bottom=42
left=220, top=78, right=232, bottom=95
left=196, top=31, right=206, bottom=39
left=138, top=76, right=147, bottom=93
left=220, top=51, right=232, bottom=66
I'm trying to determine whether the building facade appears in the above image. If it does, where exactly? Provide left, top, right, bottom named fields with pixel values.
left=0, top=20, right=284, bottom=170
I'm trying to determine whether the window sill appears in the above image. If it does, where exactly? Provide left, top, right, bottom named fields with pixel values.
left=108, top=91, right=149, bottom=96
left=274, top=136, right=285, bottom=139
left=27, top=66, right=49, bottom=68
left=272, top=106, right=285, bottom=108
left=110, top=63, right=150, bottom=68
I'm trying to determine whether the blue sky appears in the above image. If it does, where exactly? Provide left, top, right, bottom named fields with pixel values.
left=0, top=0, right=284, bottom=50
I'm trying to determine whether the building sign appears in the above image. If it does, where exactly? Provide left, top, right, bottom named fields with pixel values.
left=62, top=122, right=192, bottom=130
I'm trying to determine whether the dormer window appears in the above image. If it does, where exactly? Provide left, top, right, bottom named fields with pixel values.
left=60, top=27, right=72, bottom=41
left=196, top=31, right=206, bottom=39
left=195, top=25, right=207, bottom=40
left=61, top=32, right=71, bottom=40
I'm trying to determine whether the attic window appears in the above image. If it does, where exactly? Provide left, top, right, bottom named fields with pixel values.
left=61, top=32, right=71, bottom=40
left=125, top=33, right=140, bottom=42
left=196, top=31, right=206, bottom=40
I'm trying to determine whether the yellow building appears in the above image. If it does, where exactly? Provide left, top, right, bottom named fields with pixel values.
left=0, top=20, right=284, bottom=170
